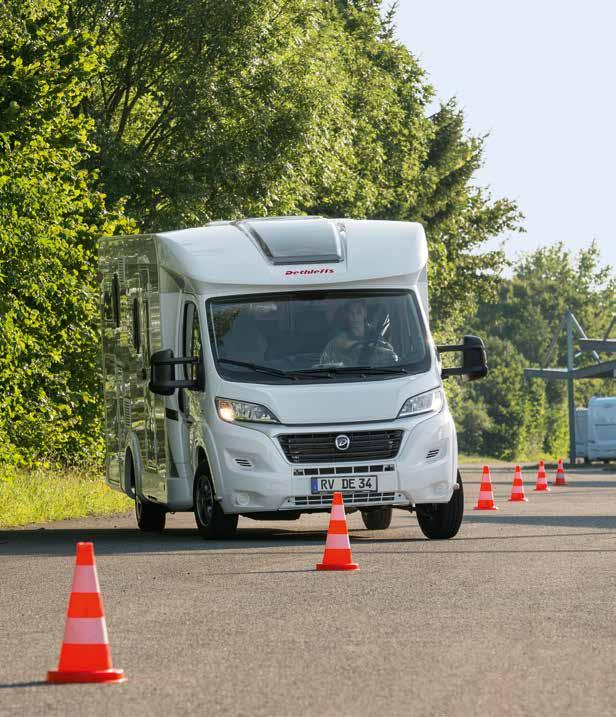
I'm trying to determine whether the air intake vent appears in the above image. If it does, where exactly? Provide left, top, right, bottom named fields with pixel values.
left=235, top=458, right=254, bottom=469
left=426, top=448, right=440, bottom=460
left=292, top=492, right=396, bottom=507
left=236, top=217, right=344, bottom=265
left=278, top=430, right=403, bottom=464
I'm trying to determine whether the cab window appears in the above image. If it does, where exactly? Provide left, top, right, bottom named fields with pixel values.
left=183, top=301, right=203, bottom=381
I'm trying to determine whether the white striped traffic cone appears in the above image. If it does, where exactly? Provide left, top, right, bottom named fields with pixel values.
left=473, top=466, right=498, bottom=510
left=316, top=492, right=359, bottom=571
left=508, top=465, right=528, bottom=502
left=554, top=459, right=567, bottom=486
left=534, top=460, right=550, bottom=492
left=47, top=542, right=125, bottom=683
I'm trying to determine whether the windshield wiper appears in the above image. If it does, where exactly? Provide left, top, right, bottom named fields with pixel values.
left=295, top=365, right=408, bottom=376
left=218, top=358, right=333, bottom=381
left=218, top=358, right=289, bottom=377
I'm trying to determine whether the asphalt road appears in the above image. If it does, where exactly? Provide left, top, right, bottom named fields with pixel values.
left=1, top=464, right=615, bottom=717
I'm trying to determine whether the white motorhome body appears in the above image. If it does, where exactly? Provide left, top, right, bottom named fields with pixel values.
left=587, top=396, right=616, bottom=461
left=575, top=408, right=589, bottom=461
left=99, top=217, right=486, bottom=538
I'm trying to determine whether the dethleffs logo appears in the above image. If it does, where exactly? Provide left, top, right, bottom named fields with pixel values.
left=284, top=268, right=335, bottom=276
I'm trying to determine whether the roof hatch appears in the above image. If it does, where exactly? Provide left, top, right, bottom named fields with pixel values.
left=235, top=216, right=344, bottom=265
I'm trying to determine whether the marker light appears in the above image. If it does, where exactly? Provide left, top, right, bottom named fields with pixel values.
left=398, top=388, right=444, bottom=418
left=215, top=398, right=279, bottom=424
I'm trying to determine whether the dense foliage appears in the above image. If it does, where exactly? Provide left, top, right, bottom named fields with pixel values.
left=12, top=0, right=606, bottom=468
left=74, top=0, right=520, bottom=328
left=0, top=0, right=131, bottom=466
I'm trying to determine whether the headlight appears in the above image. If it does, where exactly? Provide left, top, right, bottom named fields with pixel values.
left=398, top=388, right=444, bottom=418
left=215, top=397, right=279, bottom=424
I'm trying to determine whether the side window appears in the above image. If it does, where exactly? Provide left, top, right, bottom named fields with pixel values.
left=103, top=280, right=113, bottom=322
left=143, top=298, right=151, bottom=360
left=112, top=274, right=120, bottom=328
left=132, top=297, right=141, bottom=353
left=183, top=302, right=203, bottom=381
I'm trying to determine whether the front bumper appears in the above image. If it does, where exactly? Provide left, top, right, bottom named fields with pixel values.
left=206, top=409, right=457, bottom=514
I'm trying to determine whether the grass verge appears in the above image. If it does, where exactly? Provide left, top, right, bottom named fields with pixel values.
left=0, top=466, right=132, bottom=528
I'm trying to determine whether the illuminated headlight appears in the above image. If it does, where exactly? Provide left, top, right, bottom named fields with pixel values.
left=398, top=388, right=444, bottom=418
left=215, top=397, right=279, bottom=424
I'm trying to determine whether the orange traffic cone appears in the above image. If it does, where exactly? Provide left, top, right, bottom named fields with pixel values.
left=473, top=466, right=498, bottom=510
left=47, top=542, right=125, bottom=684
left=508, top=465, right=528, bottom=502
left=534, top=460, right=550, bottom=492
left=554, top=458, right=567, bottom=486
left=316, top=492, right=359, bottom=571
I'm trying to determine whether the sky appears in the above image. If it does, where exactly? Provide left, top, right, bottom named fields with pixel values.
left=393, top=0, right=616, bottom=272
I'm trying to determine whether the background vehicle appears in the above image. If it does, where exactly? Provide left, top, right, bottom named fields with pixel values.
left=587, top=397, right=616, bottom=463
left=99, top=217, right=487, bottom=539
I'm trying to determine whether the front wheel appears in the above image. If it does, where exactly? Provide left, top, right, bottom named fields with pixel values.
left=416, top=471, right=464, bottom=540
left=193, top=463, right=238, bottom=539
left=135, top=495, right=166, bottom=532
left=361, top=507, right=393, bottom=530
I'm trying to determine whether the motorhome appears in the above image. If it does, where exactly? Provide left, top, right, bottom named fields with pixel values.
left=98, top=217, right=487, bottom=539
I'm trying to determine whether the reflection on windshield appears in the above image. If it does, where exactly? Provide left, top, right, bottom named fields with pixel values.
left=208, top=290, right=429, bottom=381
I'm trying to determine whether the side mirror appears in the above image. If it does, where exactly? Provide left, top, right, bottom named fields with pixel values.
left=438, top=335, right=488, bottom=382
left=149, top=349, right=203, bottom=396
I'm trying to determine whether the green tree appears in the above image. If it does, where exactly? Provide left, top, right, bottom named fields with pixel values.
left=456, top=242, right=615, bottom=459
left=74, top=0, right=520, bottom=330
left=0, top=0, right=129, bottom=465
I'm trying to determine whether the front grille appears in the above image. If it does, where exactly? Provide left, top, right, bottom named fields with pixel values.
left=292, top=491, right=396, bottom=507
left=278, top=430, right=403, bottom=464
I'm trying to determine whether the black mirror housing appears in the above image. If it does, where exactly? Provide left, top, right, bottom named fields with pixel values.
left=149, top=349, right=203, bottom=396
left=438, top=335, right=488, bottom=382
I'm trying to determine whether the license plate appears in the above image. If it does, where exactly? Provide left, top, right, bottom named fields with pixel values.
left=311, top=476, right=378, bottom=493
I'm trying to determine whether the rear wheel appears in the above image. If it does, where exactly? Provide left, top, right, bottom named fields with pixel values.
left=193, top=463, right=238, bottom=539
left=416, top=471, right=464, bottom=540
left=135, top=494, right=166, bottom=532
left=361, top=506, right=392, bottom=530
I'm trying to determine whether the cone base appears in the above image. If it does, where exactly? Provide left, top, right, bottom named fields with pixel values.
left=553, top=480, right=566, bottom=486
left=473, top=505, right=498, bottom=510
left=534, top=487, right=550, bottom=492
left=316, top=562, right=359, bottom=571
left=47, top=668, right=125, bottom=684
left=508, top=496, right=528, bottom=502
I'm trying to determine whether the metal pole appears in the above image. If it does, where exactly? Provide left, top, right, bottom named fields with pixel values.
left=566, top=311, right=576, bottom=465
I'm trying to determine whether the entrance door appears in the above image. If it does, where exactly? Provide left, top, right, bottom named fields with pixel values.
left=180, top=298, right=205, bottom=471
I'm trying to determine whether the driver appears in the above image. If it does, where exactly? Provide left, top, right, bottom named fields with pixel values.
left=319, top=300, right=397, bottom=366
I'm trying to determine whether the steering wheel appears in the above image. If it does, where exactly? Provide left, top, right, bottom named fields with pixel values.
left=352, top=337, right=398, bottom=364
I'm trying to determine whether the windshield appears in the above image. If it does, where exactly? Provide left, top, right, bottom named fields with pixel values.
left=207, top=290, right=430, bottom=383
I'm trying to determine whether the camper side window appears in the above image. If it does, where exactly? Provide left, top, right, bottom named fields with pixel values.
left=183, top=302, right=203, bottom=381
left=112, top=274, right=120, bottom=328
left=132, top=297, right=141, bottom=353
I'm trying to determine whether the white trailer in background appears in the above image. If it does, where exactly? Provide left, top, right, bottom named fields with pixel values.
left=98, top=216, right=488, bottom=539
left=575, top=408, right=589, bottom=462
left=587, top=396, right=616, bottom=462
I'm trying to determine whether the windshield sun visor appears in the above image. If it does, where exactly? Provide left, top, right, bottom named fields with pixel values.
left=235, top=216, right=344, bottom=265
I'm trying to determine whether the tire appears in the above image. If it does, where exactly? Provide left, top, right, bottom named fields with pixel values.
left=193, top=463, right=239, bottom=539
left=416, top=471, right=464, bottom=540
left=361, top=506, right=393, bottom=530
left=135, top=494, right=166, bottom=532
